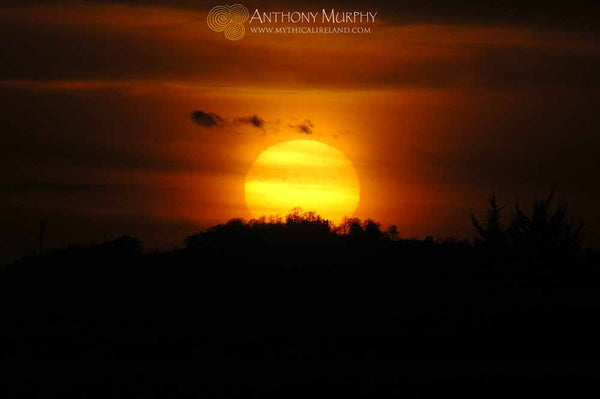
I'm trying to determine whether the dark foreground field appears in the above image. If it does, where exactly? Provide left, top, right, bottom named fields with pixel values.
left=1, top=205, right=600, bottom=396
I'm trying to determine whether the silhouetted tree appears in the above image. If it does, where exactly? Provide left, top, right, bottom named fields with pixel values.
left=286, top=207, right=304, bottom=224
left=471, top=196, right=508, bottom=249
left=386, top=225, right=399, bottom=240
left=363, top=219, right=383, bottom=240
left=347, top=218, right=363, bottom=239
left=507, top=190, right=583, bottom=256
left=472, top=191, right=584, bottom=259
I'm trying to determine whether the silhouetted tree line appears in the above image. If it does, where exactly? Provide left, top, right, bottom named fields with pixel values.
left=183, top=191, right=585, bottom=260
left=2, top=191, right=591, bottom=275
left=184, top=208, right=400, bottom=250
left=471, top=191, right=584, bottom=261
left=1, top=191, right=600, bottom=370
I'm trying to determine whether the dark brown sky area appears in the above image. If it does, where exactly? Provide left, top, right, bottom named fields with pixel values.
left=1, top=0, right=599, bottom=263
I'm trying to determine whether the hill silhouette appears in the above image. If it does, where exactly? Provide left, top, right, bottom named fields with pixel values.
left=1, top=193, right=600, bottom=395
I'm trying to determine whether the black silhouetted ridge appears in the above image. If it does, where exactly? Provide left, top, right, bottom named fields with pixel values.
left=0, top=193, right=599, bottom=372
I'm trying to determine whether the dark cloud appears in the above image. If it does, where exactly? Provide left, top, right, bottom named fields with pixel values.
left=192, top=111, right=267, bottom=130
left=234, top=114, right=265, bottom=129
left=191, top=110, right=225, bottom=128
left=191, top=110, right=315, bottom=135
left=289, top=120, right=314, bottom=135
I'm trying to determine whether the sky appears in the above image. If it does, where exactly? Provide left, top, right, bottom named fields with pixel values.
left=1, top=0, right=599, bottom=263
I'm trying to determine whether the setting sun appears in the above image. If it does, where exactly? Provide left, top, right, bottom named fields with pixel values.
left=244, top=140, right=360, bottom=222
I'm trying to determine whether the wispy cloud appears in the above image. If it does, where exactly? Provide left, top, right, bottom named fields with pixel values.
left=191, top=110, right=225, bottom=128
left=192, top=110, right=318, bottom=135
left=234, top=114, right=265, bottom=129
left=191, top=110, right=267, bottom=130
left=289, top=119, right=314, bottom=135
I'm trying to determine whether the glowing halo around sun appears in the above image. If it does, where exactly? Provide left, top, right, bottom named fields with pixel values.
left=244, top=140, right=360, bottom=223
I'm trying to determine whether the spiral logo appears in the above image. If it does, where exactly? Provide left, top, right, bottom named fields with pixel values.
left=207, top=4, right=249, bottom=41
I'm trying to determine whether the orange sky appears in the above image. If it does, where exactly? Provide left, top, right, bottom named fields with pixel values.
left=1, top=1, right=599, bottom=262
